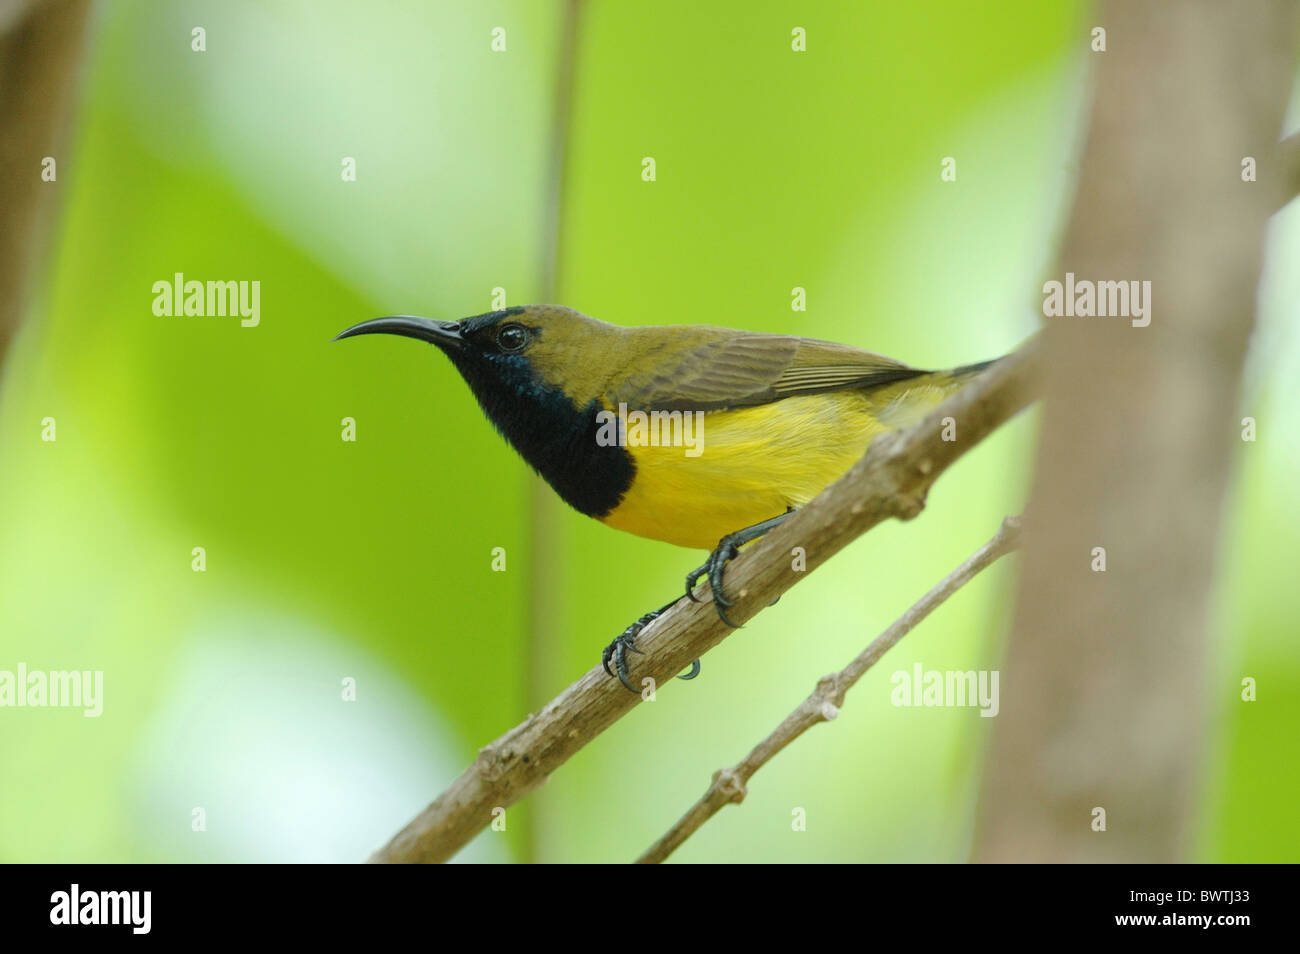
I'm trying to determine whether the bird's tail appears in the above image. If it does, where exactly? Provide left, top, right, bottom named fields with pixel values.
left=947, top=355, right=999, bottom=378
left=865, top=352, right=1006, bottom=429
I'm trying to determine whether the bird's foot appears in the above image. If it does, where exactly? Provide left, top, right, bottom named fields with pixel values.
left=685, top=538, right=743, bottom=627
left=602, top=605, right=701, bottom=693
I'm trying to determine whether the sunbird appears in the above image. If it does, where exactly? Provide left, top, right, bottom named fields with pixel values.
left=336, top=306, right=996, bottom=690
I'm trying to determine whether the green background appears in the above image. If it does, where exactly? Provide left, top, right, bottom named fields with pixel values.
left=1, top=0, right=1296, bottom=863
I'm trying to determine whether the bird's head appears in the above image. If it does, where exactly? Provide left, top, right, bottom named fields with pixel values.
left=335, top=304, right=621, bottom=408
left=335, top=304, right=640, bottom=516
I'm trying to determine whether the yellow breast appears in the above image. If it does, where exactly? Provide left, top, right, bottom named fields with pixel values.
left=598, top=379, right=953, bottom=550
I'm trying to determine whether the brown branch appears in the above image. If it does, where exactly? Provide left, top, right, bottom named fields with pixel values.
left=636, top=514, right=1023, bottom=865
left=0, top=0, right=91, bottom=374
left=370, top=336, right=1042, bottom=863
left=973, top=0, right=1299, bottom=863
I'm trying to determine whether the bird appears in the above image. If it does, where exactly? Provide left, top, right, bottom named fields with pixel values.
left=335, top=305, right=999, bottom=691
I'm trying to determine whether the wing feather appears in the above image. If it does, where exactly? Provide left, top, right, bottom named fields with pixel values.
left=608, top=330, right=927, bottom=411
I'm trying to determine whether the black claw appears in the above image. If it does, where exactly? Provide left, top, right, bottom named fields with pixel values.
left=602, top=607, right=660, bottom=693
left=710, top=545, right=739, bottom=607
left=614, top=642, right=638, bottom=693
left=688, top=539, right=743, bottom=627
left=601, top=602, right=706, bottom=692
left=684, top=567, right=705, bottom=602
left=687, top=511, right=794, bottom=625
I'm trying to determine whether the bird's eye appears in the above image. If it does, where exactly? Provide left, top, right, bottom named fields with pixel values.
left=496, top=323, right=529, bottom=353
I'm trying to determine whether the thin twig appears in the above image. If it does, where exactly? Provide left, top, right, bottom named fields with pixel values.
left=636, top=514, right=1023, bottom=864
left=370, top=338, right=1041, bottom=862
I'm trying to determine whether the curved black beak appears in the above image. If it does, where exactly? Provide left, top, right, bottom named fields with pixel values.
left=333, top=315, right=463, bottom=351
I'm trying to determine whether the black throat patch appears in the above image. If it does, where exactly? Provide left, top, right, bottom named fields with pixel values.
left=447, top=350, right=635, bottom=518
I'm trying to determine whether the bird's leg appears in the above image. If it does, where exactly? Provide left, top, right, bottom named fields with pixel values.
left=602, top=598, right=701, bottom=693
left=602, top=508, right=795, bottom=690
left=685, top=510, right=794, bottom=627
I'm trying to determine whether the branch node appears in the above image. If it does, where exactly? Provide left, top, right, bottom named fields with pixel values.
left=474, top=744, right=511, bottom=782
left=813, top=673, right=846, bottom=714
left=889, top=491, right=927, bottom=521
left=711, top=768, right=748, bottom=804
